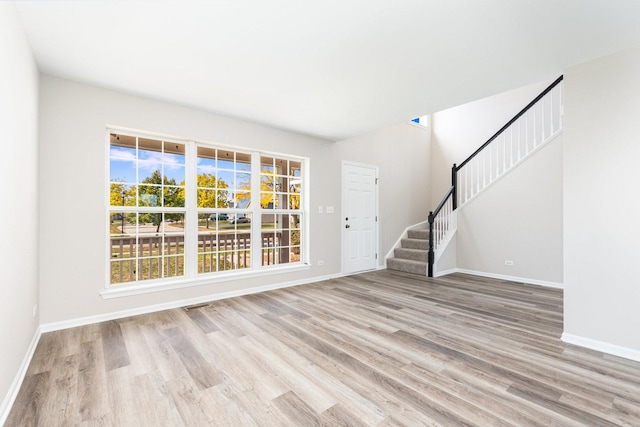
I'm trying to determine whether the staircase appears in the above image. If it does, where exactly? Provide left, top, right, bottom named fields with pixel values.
left=386, top=76, right=563, bottom=278
left=386, top=229, right=430, bottom=275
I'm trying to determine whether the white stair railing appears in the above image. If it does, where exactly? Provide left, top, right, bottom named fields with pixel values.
left=428, top=76, right=563, bottom=277
left=454, top=76, right=563, bottom=208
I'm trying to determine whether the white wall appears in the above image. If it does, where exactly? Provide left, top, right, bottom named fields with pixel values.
left=0, top=3, right=39, bottom=418
left=38, top=76, right=340, bottom=324
left=430, top=79, right=555, bottom=208
left=336, top=122, right=431, bottom=265
left=456, top=135, right=563, bottom=285
left=563, top=46, right=640, bottom=358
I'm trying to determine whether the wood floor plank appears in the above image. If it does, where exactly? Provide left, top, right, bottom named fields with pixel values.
left=99, top=320, right=130, bottom=372
left=6, top=269, right=640, bottom=426
left=164, top=326, right=223, bottom=390
left=76, top=339, right=109, bottom=423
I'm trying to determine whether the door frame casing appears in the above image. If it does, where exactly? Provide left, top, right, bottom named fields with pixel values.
left=341, top=160, right=379, bottom=275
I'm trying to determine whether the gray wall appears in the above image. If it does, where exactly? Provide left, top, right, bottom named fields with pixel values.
left=38, top=75, right=336, bottom=324
left=37, top=76, right=432, bottom=325
left=456, top=136, right=563, bottom=285
left=0, top=3, right=39, bottom=418
left=336, top=122, right=431, bottom=266
left=563, top=46, right=640, bottom=358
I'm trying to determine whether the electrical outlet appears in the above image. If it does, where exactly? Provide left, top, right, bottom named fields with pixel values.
left=505, top=260, right=514, bottom=266
left=326, top=206, right=334, bottom=214
left=317, top=260, right=325, bottom=266
left=318, top=206, right=323, bottom=214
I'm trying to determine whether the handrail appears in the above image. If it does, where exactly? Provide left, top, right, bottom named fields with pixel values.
left=428, top=186, right=454, bottom=277
left=431, top=186, right=454, bottom=219
left=456, top=75, right=563, bottom=171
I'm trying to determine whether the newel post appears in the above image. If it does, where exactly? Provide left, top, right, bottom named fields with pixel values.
left=427, top=211, right=434, bottom=277
left=451, top=163, right=458, bottom=210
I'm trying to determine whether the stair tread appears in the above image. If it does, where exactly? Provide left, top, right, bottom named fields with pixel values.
left=401, top=238, right=429, bottom=250
left=394, top=247, right=428, bottom=262
left=388, top=258, right=427, bottom=265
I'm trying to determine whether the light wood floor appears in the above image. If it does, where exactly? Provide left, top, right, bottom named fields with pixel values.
left=6, top=270, right=640, bottom=426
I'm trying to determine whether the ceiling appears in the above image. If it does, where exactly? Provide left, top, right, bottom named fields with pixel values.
left=14, top=0, right=640, bottom=141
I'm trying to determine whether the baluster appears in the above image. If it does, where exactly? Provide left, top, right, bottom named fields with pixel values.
left=117, top=239, right=123, bottom=283
left=475, top=157, right=479, bottom=194
left=129, top=238, right=135, bottom=281
left=504, top=131, right=513, bottom=169
left=511, top=124, right=516, bottom=165
left=174, top=236, right=179, bottom=276
left=487, top=140, right=493, bottom=184
left=464, top=166, right=469, bottom=204
left=544, top=96, right=548, bottom=142
left=517, top=118, right=521, bottom=162
left=501, top=133, right=505, bottom=171
left=471, top=160, right=475, bottom=196
left=556, top=86, right=561, bottom=132
left=218, top=235, right=223, bottom=271
left=482, top=150, right=486, bottom=188
left=533, top=102, right=538, bottom=148
left=165, top=235, right=170, bottom=278
left=214, top=235, right=218, bottom=271
left=496, top=135, right=504, bottom=178
left=547, top=93, right=551, bottom=137
left=559, top=84, right=563, bottom=131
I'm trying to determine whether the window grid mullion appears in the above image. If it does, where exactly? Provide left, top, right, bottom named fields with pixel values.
left=185, top=141, right=198, bottom=278
left=250, top=151, right=261, bottom=268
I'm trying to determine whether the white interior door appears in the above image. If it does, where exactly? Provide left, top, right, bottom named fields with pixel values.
left=342, top=162, right=378, bottom=274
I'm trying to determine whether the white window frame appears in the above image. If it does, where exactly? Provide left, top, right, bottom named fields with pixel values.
left=103, top=128, right=310, bottom=298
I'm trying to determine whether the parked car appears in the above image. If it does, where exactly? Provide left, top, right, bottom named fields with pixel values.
left=209, top=213, right=228, bottom=221
left=229, top=216, right=250, bottom=224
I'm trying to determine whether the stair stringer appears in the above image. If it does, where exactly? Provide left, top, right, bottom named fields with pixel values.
left=433, top=209, right=457, bottom=277
left=383, top=219, right=428, bottom=268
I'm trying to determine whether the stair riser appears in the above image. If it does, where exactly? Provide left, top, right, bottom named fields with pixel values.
left=394, top=248, right=428, bottom=262
left=387, top=258, right=427, bottom=275
left=407, top=229, right=430, bottom=240
left=401, top=239, right=429, bottom=250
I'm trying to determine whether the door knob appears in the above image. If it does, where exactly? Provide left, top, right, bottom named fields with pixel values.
left=345, top=224, right=350, bottom=228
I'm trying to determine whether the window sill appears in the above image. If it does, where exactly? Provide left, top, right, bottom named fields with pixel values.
left=101, top=263, right=311, bottom=299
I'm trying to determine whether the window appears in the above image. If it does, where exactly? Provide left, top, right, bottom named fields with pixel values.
left=108, top=131, right=307, bottom=289
left=196, top=146, right=252, bottom=274
left=259, top=156, right=303, bottom=266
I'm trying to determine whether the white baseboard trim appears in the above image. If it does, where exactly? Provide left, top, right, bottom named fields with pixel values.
left=41, top=272, right=344, bottom=333
left=0, top=326, right=42, bottom=426
left=446, top=268, right=563, bottom=289
left=434, top=268, right=458, bottom=277
left=562, top=333, right=640, bottom=363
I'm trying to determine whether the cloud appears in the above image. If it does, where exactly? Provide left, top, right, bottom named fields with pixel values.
left=110, top=147, right=136, bottom=160
left=112, top=147, right=185, bottom=174
left=197, top=163, right=216, bottom=175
